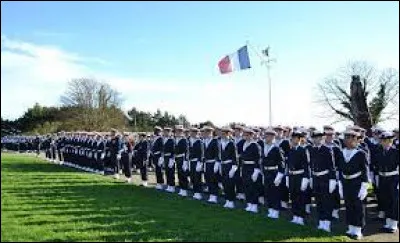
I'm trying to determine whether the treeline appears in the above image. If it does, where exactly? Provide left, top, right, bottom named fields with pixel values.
left=0, top=78, right=195, bottom=135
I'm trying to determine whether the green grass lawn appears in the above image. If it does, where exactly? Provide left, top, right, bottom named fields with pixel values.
left=1, top=153, right=349, bottom=242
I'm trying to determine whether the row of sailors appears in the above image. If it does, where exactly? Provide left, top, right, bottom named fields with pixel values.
left=22, top=125, right=400, bottom=240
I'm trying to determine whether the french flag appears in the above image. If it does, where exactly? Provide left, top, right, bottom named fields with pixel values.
left=218, top=45, right=251, bottom=74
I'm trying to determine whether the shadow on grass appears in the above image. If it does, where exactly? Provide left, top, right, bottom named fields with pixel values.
left=1, top=154, right=347, bottom=242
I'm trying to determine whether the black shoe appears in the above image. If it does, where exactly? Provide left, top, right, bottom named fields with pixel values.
left=380, top=227, right=397, bottom=234
left=349, top=234, right=362, bottom=240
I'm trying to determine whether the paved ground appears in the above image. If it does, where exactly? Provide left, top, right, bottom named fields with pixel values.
left=13, top=151, right=400, bottom=242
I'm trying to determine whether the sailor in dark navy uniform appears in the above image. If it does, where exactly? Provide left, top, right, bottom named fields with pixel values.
left=174, top=125, right=190, bottom=197
left=253, top=127, right=265, bottom=206
left=93, top=132, right=105, bottom=175
left=337, top=130, right=369, bottom=240
left=262, top=128, right=285, bottom=219
left=233, top=125, right=246, bottom=201
left=57, top=131, right=66, bottom=163
left=189, top=127, right=204, bottom=200
left=136, top=132, right=150, bottom=187
left=274, top=125, right=291, bottom=210
left=309, top=130, right=336, bottom=232
left=109, top=129, right=123, bottom=179
left=203, top=126, right=221, bottom=203
left=220, top=127, right=238, bottom=209
left=375, top=131, right=399, bottom=233
left=163, top=127, right=176, bottom=193
left=300, top=129, right=313, bottom=215
left=323, top=125, right=344, bottom=220
left=286, top=131, right=310, bottom=225
left=152, top=126, right=164, bottom=190
left=241, top=128, right=262, bottom=213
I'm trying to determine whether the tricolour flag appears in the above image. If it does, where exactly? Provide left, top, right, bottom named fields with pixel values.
left=218, top=45, right=251, bottom=74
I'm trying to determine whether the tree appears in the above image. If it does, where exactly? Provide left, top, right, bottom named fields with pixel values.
left=316, top=61, right=399, bottom=130
left=60, top=78, right=126, bottom=131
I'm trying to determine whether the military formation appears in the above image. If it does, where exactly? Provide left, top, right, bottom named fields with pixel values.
left=1, top=125, right=399, bottom=240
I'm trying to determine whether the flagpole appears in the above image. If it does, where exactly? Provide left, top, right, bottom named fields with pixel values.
left=247, top=42, right=275, bottom=127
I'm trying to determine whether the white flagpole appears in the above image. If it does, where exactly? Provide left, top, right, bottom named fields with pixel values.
left=247, top=42, right=276, bottom=127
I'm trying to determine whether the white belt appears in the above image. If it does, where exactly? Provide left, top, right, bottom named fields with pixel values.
left=153, top=151, right=161, bottom=155
left=289, top=170, right=304, bottom=175
left=313, top=170, right=329, bottom=177
left=190, top=158, right=199, bottom=162
left=164, top=153, right=171, bottom=156
left=175, top=154, right=185, bottom=158
left=97, top=150, right=103, bottom=152
left=379, top=171, right=399, bottom=177
left=343, top=171, right=362, bottom=180
left=205, top=159, right=216, bottom=163
left=264, top=166, right=278, bottom=171
left=243, top=161, right=256, bottom=165
left=221, top=160, right=232, bottom=164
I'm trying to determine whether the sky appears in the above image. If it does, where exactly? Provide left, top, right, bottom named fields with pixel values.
left=1, top=1, right=399, bottom=130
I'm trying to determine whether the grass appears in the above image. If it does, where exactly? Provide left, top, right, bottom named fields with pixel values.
left=1, top=153, right=349, bottom=242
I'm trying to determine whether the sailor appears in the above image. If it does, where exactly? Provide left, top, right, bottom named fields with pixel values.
left=286, top=130, right=310, bottom=226
left=375, top=131, right=399, bottom=233
left=203, top=126, right=221, bottom=204
left=189, top=127, right=204, bottom=200
left=337, top=129, right=369, bottom=240
left=393, top=128, right=399, bottom=150
left=262, top=128, right=285, bottom=219
left=174, top=125, right=190, bottom=197
left=152, top=126, right=165, bottom=190
left=253, top=127, right=265, bottom=206
left=163, top=127, right=176, bottom=193
left=323, top=125, right=345, bottom=220
left=274, top=125, right=291, bottom=210
left=135, top=132, right=150, bottom=187
left=300, top=129, right=313, bottom=215
left=57, top=131, right=66, bottom=163
left=309, top=130, right=336, bottom=232
left=241, top=128, right=262, bottom=213
left=233, top=125, right=246, bottom=201
left=220, top=127, right=238, bottom=209
left=109, top=129, right=123, bottom=179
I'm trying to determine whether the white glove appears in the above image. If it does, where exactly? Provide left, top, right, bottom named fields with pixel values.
left=158, top=157, right=164, bottom=167
left=273, top=172, right=284, bottom=187
left=329, top=179, right=337, bottom=194
left=358, top=182, right=369, bottom=201
left=195, top=161, right=203, bottom=172
left=309, top=178, right=313, bottom=189
left=100, top=153, right=105, bottom=160
left=168, top=158, right=175, bottom=168
left=375, top=175, right=379, bottom=188
left=286, top=176, right=289, bottom=188
left=117, top=154, right=121, bottom=160
left=183, top=160, right=189, bottom=172
left=213, top=162, right=220, bottom=174
left=94, top=153, right=98, bottom=160
left=338, top=181, right=344, bottom=199
left=251, top=168, right=261, bottom=182
left=229, top=165, right=238, bottom=178
left=300, top=178, right=309, bottom=191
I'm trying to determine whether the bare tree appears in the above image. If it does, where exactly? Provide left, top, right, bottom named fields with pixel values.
left=316, top=61, right=399, bottom=130
left=60, top=78, right=125, bottom=131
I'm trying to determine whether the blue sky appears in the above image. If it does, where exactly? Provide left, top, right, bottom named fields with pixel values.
left=1, top=1, right=399, bottom=129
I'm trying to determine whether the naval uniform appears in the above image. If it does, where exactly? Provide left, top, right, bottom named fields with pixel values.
left=337, top=148, right=369, bottom=229
left=287, top=145, right=310, bottom=219
left=175, top=136, right=189, bottom=191
left=152, top=136, right=164, bottom=185
left=163, top=137, right=176, bottom=187
left=375, top=145, right=399, bottom=223
left=309, top=144, right=336, bottom=222
left=241, top=140, right=262, bottom=205
left=203, top=137, right=221, bottom=196
left=220, top=138, right=238, bottom=202
left=234, top=137, right=245, bottom=197
left=189, top=137, right=204, bottom=195
left=136, top=139, right=150, bottom=182
left=110, top=136, right=123, bottom=175
left=262, top=142, right=285, bottom=211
